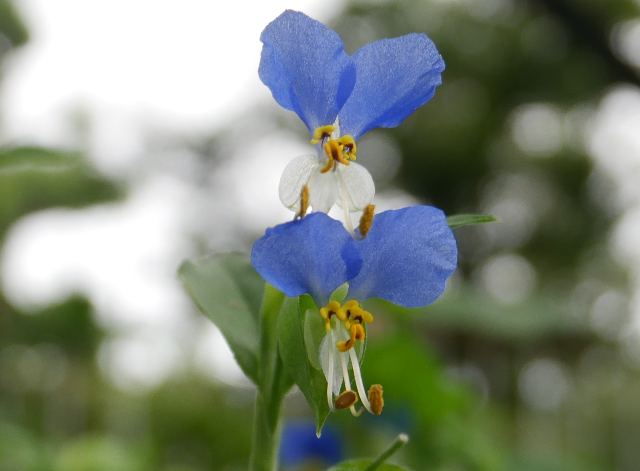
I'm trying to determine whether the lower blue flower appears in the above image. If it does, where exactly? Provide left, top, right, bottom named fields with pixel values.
left=251, top=206, right=457, bottom=416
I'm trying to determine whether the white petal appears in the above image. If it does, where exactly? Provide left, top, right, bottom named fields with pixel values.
left=335, top=162, right=375, bottom=211
left=320, top=332, right=343, bottom=397
left=308, top=169, right=340, bottom=213
left=278, top=155, right=320, bottom=210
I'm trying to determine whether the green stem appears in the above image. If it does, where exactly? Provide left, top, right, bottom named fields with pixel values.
left=364, top=434, right=409, bottom=471
left=249, top=284, right=289, bottom=471
left=249, top=388, right=285, bottom=471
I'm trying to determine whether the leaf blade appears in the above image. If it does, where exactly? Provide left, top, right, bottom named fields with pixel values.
left=277, top=296, right=330, bottom=436
left=446, top=214, right=499, bottom=229
left=178, top=254, right=264, bottom=384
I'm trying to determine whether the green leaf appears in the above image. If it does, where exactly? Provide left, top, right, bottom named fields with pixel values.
left=327, top=460, right=412, bottom=471
left=178, top=253, right=264, bottom=384
left=0, top=147, right=80, bottom=172
left=304, top=308, right=325, bottom=370
left=0, top=0, right=29, bottom=47
left=446, top=214, right=499, bottom=229
left=277, top=296, right=330, bottom=436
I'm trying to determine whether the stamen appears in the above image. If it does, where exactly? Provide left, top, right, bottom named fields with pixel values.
left=337, top=135, right=357, bottom=160
left=334, top=145, right=351, bottom=166
left=295, top=185, right=310, bottom=220
left=348, top=347, right=372, bottom=414
left=340, top=350, right=352, bottom=390
left=335, top=390, right=358, bottom=410
left=337, top=324, right=365, bottom=352
left=335, top=307, right=347, bottom=322
left=358, top=204, right=375, bottom=239
left=340, top=349, right=363, bottom=417
left=311, top=125, right=335, bottom=144
left=321, top=141, right=335, bottom=173
left=320, top=301, right=341, bottom=332
left=368, top=384, right=384, bottom=415
left=320, top=301, right=341, bottom=319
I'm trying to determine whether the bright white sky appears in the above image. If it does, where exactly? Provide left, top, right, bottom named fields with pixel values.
left=0, top=0, right=343, bottom=389
left=2, top=0, right=342, bottom=136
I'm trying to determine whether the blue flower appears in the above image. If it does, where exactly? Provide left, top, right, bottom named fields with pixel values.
left=251, top=206, right=457, bottom=415
left=279, top=420, right=343, bottom=468
left=260, top=10, right=445, bottom=234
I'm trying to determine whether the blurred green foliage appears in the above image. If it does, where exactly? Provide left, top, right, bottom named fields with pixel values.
left=0, top=0, right=27, bottom=47
left=3, top=0, right=640, bottom=470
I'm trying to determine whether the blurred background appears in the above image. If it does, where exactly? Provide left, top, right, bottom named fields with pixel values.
left=2, top=0, right=640, bottom=469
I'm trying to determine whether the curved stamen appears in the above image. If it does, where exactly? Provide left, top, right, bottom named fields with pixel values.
left=337, top=324, right=365, bottom=352
left=340, top=345, right=363, bottom=417
left=349, top=347, right=372, bottom=414
left=321, top=141, right=335, bottom=173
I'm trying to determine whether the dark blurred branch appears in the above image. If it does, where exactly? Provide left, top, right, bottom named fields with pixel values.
left=531, top=0, right=640, bottom=85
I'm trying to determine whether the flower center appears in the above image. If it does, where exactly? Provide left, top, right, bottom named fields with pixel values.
left=319, top=300, right=373, bottom=351
left=311, top=125, right=358, bottom=173
left=320, top=300, right=382, bottom=417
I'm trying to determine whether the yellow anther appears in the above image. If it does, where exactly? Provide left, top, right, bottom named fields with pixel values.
left=368, top=384, right=384, bottom=415
left=319, top=300, right=373, bottom=341
left=296, top=185, right=309, bottom=220
left=311, top=125, right=335, bottom=144
left=337, top=323, right=365, bottom=352
left=335, top=307, right=348, bottom=323
left=321, top=141, right=336, bottom=173
left=334, top=390, right=358, bottom=410
left=358, top=204, right=375, bottom=239
left=337, top=135, right=357, bottom=160
left=348, top=306, right=365, bottom=325
left=320, top=301, right=341, bottom=319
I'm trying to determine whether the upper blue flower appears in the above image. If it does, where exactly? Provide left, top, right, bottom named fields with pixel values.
left=251, top=206, right=457, bottom=308
left=260, top=11, right=445, bottom=227
left=260, top=10, right=445, bottom=140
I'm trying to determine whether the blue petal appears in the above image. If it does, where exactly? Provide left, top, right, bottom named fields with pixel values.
left=251, top=213, right=362, bottom=304
left=259, top=10, right=356, bottom=133
left=347, top=206, right=457, bottom=307
left=337, top=34, right=445, bottom=140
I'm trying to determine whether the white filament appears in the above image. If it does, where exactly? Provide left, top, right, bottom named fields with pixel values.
left=349, top=347, right=372, bottom=413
